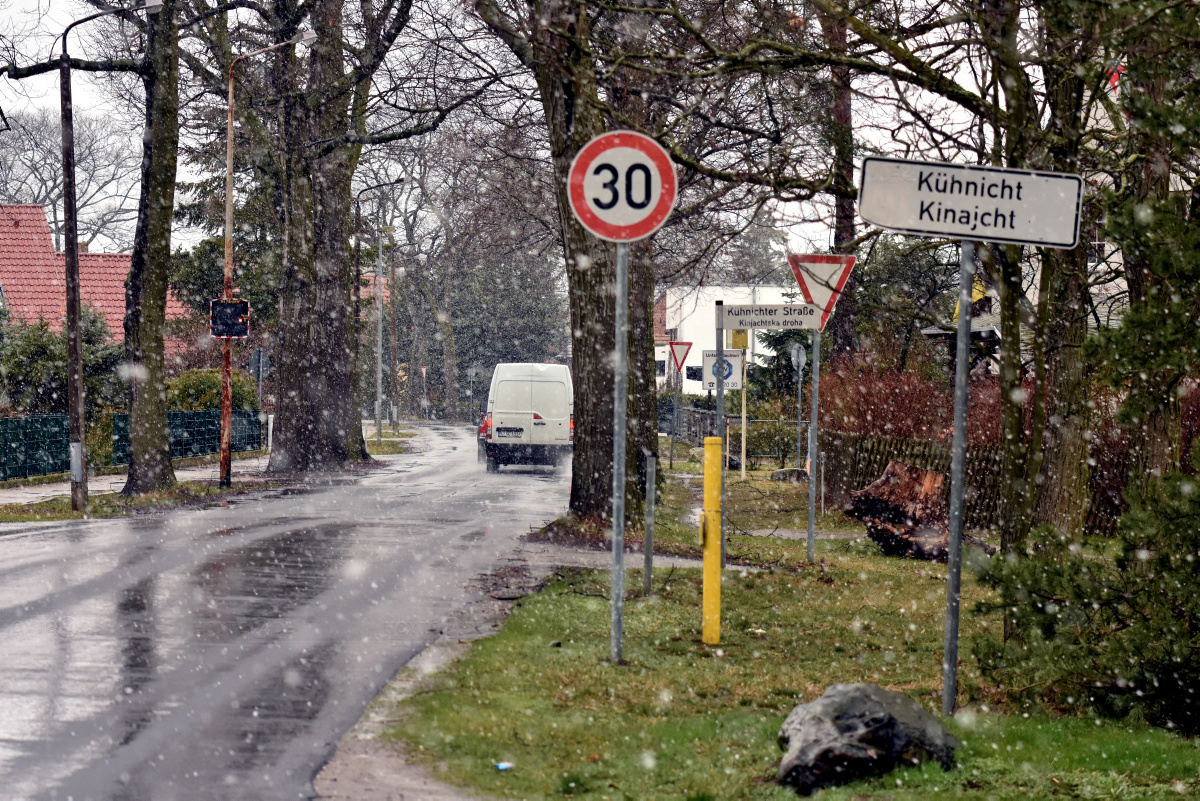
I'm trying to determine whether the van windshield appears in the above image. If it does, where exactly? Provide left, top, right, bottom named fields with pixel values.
left=533, top=381, right=570, bottom=419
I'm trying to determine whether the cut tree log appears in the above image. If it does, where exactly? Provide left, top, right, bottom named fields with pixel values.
left=845, top=461, right=991, bottom=562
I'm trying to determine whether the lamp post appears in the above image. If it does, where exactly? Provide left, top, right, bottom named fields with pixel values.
left=788, top=343, right=806, bottom=472
left=353, top=181, right=404, bottom=446
left=220, top=28, right=316, bottom=487
left=60, top=0, right=163, bottom=512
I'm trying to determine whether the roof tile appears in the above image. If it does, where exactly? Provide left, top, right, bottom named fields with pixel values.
left=0, top=205, right=187, bottom=341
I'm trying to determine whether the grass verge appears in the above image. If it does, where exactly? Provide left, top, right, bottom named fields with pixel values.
left=366, top=435, right=415, bottom=456
left=0, top=480, right=281, bottom=523
left=388, top=557, right=1199, bottom=799
left=527, top=465, right=864, bottom=572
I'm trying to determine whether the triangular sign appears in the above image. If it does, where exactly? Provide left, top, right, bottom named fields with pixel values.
left=668, top=341, right=692, bottom=372
left=787, top=254, right=857, bottom=332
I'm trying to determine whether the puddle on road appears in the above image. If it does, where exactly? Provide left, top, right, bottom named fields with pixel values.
left=190, top=524, right=349, bottom=644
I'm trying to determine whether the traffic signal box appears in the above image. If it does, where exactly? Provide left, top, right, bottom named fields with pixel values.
left=210, top=299, right=250, bottom=338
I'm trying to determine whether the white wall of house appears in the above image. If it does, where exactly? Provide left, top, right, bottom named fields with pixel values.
left=660, top=285, right=801, bottom=395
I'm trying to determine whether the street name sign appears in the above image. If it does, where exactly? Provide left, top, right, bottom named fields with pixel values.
left=668, top=341, right=692, bottom=372
left=787, top=254, right=857, bottom=332
left=567, top=131, right=677, bottom=242
left=701, top=350, right=744, bottom=390
left=858, top=157, right=1083, bottom=249
left=717, top=303, right=822, bottom=329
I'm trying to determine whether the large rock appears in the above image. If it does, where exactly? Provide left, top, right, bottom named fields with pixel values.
left=777, top=683, right=958, bottom=794
left=771, top=467, right=808, bottom=483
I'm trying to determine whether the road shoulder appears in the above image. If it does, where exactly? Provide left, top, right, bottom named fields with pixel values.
left=313, top=541, right=705, bottom=801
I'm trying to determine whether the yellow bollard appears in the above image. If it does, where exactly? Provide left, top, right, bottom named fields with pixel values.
left=701, top=436, right=722, bottom=644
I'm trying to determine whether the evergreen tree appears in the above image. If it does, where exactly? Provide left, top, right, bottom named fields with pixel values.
left=973, top=456, right=1200, bottom=732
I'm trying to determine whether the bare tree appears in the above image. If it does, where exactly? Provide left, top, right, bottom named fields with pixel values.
left=0, top=107, right=140, bottom=251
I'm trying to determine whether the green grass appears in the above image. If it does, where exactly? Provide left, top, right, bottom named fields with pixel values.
left=388, top=560, right=1199, bottom=799
left=821, top=713, right=1200, bottom=799
left=642, top=469, right=864, bottom=571
left=0, top=480, right=279, bottom=522
left=366, top=436, right=414, bottom=455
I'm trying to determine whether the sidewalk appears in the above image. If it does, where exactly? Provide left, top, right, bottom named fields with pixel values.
left=0, top=454, right=270, bottom=505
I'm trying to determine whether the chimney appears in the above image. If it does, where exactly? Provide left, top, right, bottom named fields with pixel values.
left=78, top=240, right=88, bottom=254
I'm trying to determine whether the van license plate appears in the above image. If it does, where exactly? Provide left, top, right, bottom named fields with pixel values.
left=497, top=428, right=523, bottom=438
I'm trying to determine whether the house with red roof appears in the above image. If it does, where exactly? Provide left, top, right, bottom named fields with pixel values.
left=0, top=204, right=188, bottom=339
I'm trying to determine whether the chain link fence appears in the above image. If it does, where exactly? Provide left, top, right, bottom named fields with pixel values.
left=112, top=410, right=262, bottom=465
left=0, top=415, right=70, bottom=480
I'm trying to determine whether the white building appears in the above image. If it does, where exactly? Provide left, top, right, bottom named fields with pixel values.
left=655, top=284, right=802, bottom=395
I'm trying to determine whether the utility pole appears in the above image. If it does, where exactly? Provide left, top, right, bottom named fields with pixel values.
left=375, top=201, right=384, bottom=448
left=220, top=29, right=315, bottom=487
left=58, top=0, right=165, bottom=511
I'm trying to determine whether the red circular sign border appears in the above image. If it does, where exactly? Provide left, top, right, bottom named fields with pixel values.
left=567, top=131, right=677, bottom=242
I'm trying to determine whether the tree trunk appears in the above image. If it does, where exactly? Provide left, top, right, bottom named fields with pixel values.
left=122, top=0, right=178, bottom=495
left=626, top=237, right=656, bottom=520
left=1030, top=10, right=1099, bottom=536
left=400, top=271, right=427, bottom=417
left=523, top=0, right=615, bottom=519
left=1123, top=45, right=1181, bottom=498
left=818, top=11, right=857, bottom=361
left=439, top=266, right=459, bottom=422
left=269, top=6, right=364, bottom=471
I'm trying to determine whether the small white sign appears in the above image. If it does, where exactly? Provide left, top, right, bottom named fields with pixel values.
left=701, top=350, right=744, bottom=390
left=717, top=304, right=821, bottom=329
left=858, top=157, right=1083, bottom=249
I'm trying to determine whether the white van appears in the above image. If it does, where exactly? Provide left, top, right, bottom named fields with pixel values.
left=482, top=363, right=573, bottom=472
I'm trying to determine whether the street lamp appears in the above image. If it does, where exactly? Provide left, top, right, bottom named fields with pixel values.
left=353, top=180, right=404, bottom=448
left=59, top=0, right=163, bottom=512
left=220, top=28, right=316, bottom=487
left=789, top=343, right=806, bottom=474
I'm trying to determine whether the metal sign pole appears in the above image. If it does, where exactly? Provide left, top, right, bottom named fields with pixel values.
left=942, top=240, right=975, bottom=715
left=740, top=353, right=747, bottom=480
left=671, top=364, right=680, bottom=469
left=796, top=362, right=803, bottom=471
left=806, top=329, right=820, bottom=564
left=611, top=241, right=630, bottom=664
left=644, top=449, right=655, bottom=596
left=715, top=301, right=725, bottom=567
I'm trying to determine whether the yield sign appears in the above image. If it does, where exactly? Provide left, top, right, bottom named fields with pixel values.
left=668, top=341, right=692, bottom=372
left=787, top=254, right=857, bottom=332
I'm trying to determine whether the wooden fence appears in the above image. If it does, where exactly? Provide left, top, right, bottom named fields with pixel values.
left=659, top=407, right=1120, bottom=535
left=825, top=431, right=1119, bottom=535
left=834, top=432, right=1001, bottom=530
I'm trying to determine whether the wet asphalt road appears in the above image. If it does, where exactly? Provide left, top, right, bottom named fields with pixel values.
left=0, top=425, right=569, bottom=800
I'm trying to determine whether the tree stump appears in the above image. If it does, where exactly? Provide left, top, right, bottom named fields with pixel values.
left=846, top=461, right=951, bottom=561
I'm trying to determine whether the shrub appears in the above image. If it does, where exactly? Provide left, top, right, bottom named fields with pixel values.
left=0, top=308, right=123, bottom=416
left=971, top=467, right=1200, bottom=733
left=166, top=368, right=256, bottom=410
left=744, top=420, right=796, bottom=469
left=86, top=408, right=114, bottom=470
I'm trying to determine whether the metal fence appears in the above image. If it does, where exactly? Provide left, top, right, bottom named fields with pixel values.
left=658, top=406, right=815, bottom=469
left=0, top=415, right=70, bottom=481
left=113, top=410, right=262, bottom=465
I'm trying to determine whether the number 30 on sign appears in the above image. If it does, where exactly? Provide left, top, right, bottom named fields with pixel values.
left=567, top=131, right=677, bottom=243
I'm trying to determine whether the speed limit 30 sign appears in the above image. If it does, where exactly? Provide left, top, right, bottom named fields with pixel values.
left=567, top=131, right=677, bottom=242
left=572, top=130, right=678, bottom=664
